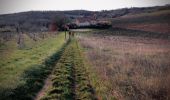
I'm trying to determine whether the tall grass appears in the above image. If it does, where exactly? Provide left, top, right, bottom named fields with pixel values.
left=78, top=32, right=170, bottom=100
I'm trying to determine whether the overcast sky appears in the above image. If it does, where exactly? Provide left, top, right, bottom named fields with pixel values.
left=0, top=0, right=170, bottom=14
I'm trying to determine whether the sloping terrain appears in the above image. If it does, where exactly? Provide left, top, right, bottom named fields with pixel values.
left=0, top=5, right=169, bottom=32
left=112, top=9, right=170, bottom=34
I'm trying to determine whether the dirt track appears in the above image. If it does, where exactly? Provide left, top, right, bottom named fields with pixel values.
left=37, top=39, right=96, bottom=100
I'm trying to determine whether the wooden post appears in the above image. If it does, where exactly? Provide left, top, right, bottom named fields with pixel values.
left=65, top=30, right=66, bottom=40
left=16, top=24, right=25, bottom=49
left=64, top=25, right=69, bottom=40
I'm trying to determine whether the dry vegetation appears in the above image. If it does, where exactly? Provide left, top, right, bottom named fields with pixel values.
left=78, top=33, right=170, bottom=100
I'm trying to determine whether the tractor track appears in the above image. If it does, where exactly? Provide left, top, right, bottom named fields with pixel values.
left=39, top=39, right=96, bottom=100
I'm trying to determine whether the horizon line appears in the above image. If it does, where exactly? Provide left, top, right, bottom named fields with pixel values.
left=0, top=4, right=169, bottom=16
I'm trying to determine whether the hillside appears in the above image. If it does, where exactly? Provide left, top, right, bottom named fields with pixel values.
left=112, top=9, right=170, bottom=34
left=0, top=5, right=170, bottom=33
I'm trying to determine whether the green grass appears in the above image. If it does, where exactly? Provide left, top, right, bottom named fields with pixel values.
left=0, top=32, right=66, bottom=99
left=77, top=31, right=117, bottom=99
left=80, top=43, right=117, bottom=100
left=41, top=38, right=96, bottom=100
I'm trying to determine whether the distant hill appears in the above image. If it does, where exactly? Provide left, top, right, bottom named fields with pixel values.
left=0, top=5, right=170, bottom=32
left=111, top=7, right=170, bottom=34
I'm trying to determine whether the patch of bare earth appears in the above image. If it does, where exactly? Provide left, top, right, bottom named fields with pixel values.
left=34, top=74, right=53, bottom=100
left=113, top=23, right=170, bottom=34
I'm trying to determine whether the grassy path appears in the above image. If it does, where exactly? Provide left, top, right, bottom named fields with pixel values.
left=41, top=39, right=96, bottom=100
left=0, top=33, right=65, bottom=89
left=0, top=33, right=67, bottom=100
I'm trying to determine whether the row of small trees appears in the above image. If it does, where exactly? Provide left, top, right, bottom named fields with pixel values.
left=0, top=15, right=70, bottom=49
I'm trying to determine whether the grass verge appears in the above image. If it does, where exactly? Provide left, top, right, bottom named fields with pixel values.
left=0, top=33, right=66, bottom=100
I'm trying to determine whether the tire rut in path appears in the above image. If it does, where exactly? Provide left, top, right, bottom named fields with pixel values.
left=35, top=74, right=53, bottom=100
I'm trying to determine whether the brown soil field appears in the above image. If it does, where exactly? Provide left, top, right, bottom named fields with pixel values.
left=112, top=23, right=170, bottom=34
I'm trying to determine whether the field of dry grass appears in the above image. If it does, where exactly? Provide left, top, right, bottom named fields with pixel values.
left=78, top=32, right=170, bottom=100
